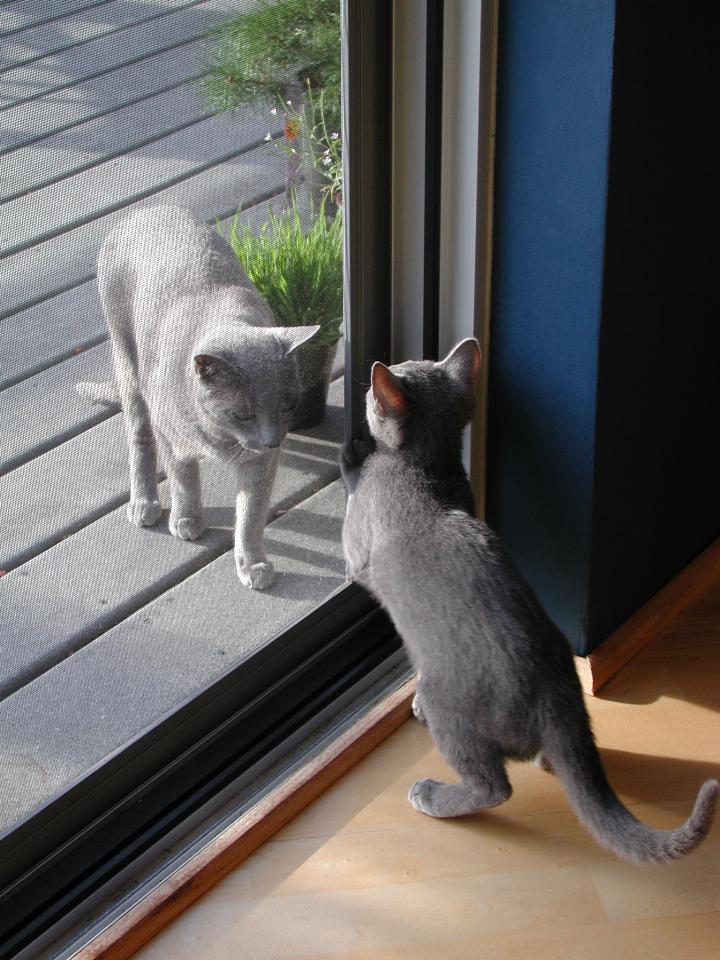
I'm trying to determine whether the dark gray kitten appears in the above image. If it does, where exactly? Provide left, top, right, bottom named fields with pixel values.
left=78, top=206, right=318, bottom=590
left=340, top=338, right=718, bottom=863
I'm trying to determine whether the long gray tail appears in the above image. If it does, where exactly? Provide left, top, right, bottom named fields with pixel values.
left=75, top=379, right=120, bottom=410
left=543, top=714, right=718, bottom=863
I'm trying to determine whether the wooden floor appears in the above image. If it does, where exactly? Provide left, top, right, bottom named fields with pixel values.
left=135, top=583, right=720, bottom=959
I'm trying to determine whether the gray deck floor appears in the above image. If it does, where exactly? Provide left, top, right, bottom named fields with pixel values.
left=0, top=0, right=346, bottom=835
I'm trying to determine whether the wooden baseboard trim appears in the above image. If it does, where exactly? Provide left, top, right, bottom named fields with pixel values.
left=575, top=538, right=720, bottom=695
left=73, top=678, right=417, bottom=960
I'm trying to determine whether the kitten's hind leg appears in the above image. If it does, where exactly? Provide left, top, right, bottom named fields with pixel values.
left=409, top=736, right=512, bottom=818
left=161, top=440, right=205, bottom=541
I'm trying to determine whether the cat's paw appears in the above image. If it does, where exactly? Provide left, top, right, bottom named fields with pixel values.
left=340, top=438, right=375, bottom=471
left=340, top=438, right=375, bottom=494
left=236, top=560, right=275, bottom=590
left=127, top=499, right=162, bottom=527
left=408, top=779, right=448, bottom=817
left=169, top=514, right=206, bottom=541
left=411, top=692, right=426, bottom=725
left=339, top=442, right=358, bottom=480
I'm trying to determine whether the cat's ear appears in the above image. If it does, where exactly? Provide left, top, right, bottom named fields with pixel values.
left=194, top=353, right=230, bottom=380
left=440, top=338, right=482, bottom=389
left=278, top=325, right=321, bottom=354
left=371, top=362, right=408, bottom=420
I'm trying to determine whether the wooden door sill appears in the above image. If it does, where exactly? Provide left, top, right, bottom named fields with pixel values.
left=73, top=677, right=417, bottom=960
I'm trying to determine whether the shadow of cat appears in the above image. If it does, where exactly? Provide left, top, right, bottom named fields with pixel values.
left=596, top=747, right=720, bottom=811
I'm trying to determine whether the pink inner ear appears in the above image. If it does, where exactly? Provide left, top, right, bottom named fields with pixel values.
left=372, top=363, right=408, bottom=419
left=468, top=341, right=482, bottom=384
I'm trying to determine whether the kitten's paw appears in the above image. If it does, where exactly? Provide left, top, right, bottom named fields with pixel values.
left=408, top=779, right=448, bottom=817
left=339, top=443, right=358, bottom=481
left=127, top=499, right=162, bottom=527
left=236, top=560, right=275, bottom=590
left=169, top=514, right=206, bottom=541
left=411, top=693, right=426, bottom=725
left=339, top=438, right=375, bottom=490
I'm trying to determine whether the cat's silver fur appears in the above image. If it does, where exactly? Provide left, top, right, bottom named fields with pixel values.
left=78, top=205, right=318, bottom=589
left=340, top=338, right=718, bottom=863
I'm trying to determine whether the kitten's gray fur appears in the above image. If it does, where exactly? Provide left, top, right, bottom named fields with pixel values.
left=78, top=205, right=318, bottom=589
left=340, top=338, right=718, bottom=863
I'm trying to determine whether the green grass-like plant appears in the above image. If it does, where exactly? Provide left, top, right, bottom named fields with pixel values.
left=227, top=204, right=343, bottom=349
left=201, top=0, right=341, bottom=132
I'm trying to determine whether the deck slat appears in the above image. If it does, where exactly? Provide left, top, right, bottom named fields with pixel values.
left=0, top=1, right=115, bottom=38
left=0, top=282, right=103, bottom=391
left=0, top=82, right=209, bottom=202
left=0, top=0, right=242, bottom=110
left=0, top=0, right=201, bottom=72
left=0, top=110, right=282, bottom=258
left=0, top=480, right=347, bottom=834
left=0, top=381, right=343, bottom=697
left=0, top=142, right=286, bottom=320
left=0, top=342, right=114, bottom=477
left=0, top=37, right=209, bottom=155
left=0, top=414, right=132, bottom=572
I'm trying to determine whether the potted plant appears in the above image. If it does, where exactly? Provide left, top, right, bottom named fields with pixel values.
left=227, top=201, right=343, bottom=429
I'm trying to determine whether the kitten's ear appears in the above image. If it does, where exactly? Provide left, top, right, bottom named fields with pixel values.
left=194, top=353, right=229, bottom=380
left=440, top=338, right=482, bottom=389
left=371, top=362, right=408, bottom=420
left=279, top=325, right=321, bottom=354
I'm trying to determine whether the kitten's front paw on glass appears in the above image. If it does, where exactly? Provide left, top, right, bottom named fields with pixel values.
left=236, top=560, right=275, bottom=590
left=341, top=438, right=374, bottom=468
left=127, top=499, right=162, bottom=527
left=411, top=693, right=426, bottom=724
left=169, top=514, right=205, bottom=541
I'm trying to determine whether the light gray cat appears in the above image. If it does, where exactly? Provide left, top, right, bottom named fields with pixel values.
left=78, top=205, right=318, bottom=589
left=340, top=338, right=718, bottom=863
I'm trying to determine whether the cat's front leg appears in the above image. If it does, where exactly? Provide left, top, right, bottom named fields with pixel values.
left=161, top=439, right=206, bottom=541
left=234, top=447, right=280, bottom=590
left=339, top=437, right=375, bottom=495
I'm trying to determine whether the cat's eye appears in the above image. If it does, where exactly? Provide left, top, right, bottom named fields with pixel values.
left=232, top=411, right=253, bottom=424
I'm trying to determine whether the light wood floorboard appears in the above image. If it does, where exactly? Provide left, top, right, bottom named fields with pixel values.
left=134, top=584, right=720, bottom=959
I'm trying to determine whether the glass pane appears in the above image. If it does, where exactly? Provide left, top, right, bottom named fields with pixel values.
left=0, top=0, right=346, bottom=841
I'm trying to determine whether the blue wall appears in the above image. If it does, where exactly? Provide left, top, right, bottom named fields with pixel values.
left=487, top=0, right=615, bottom=651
